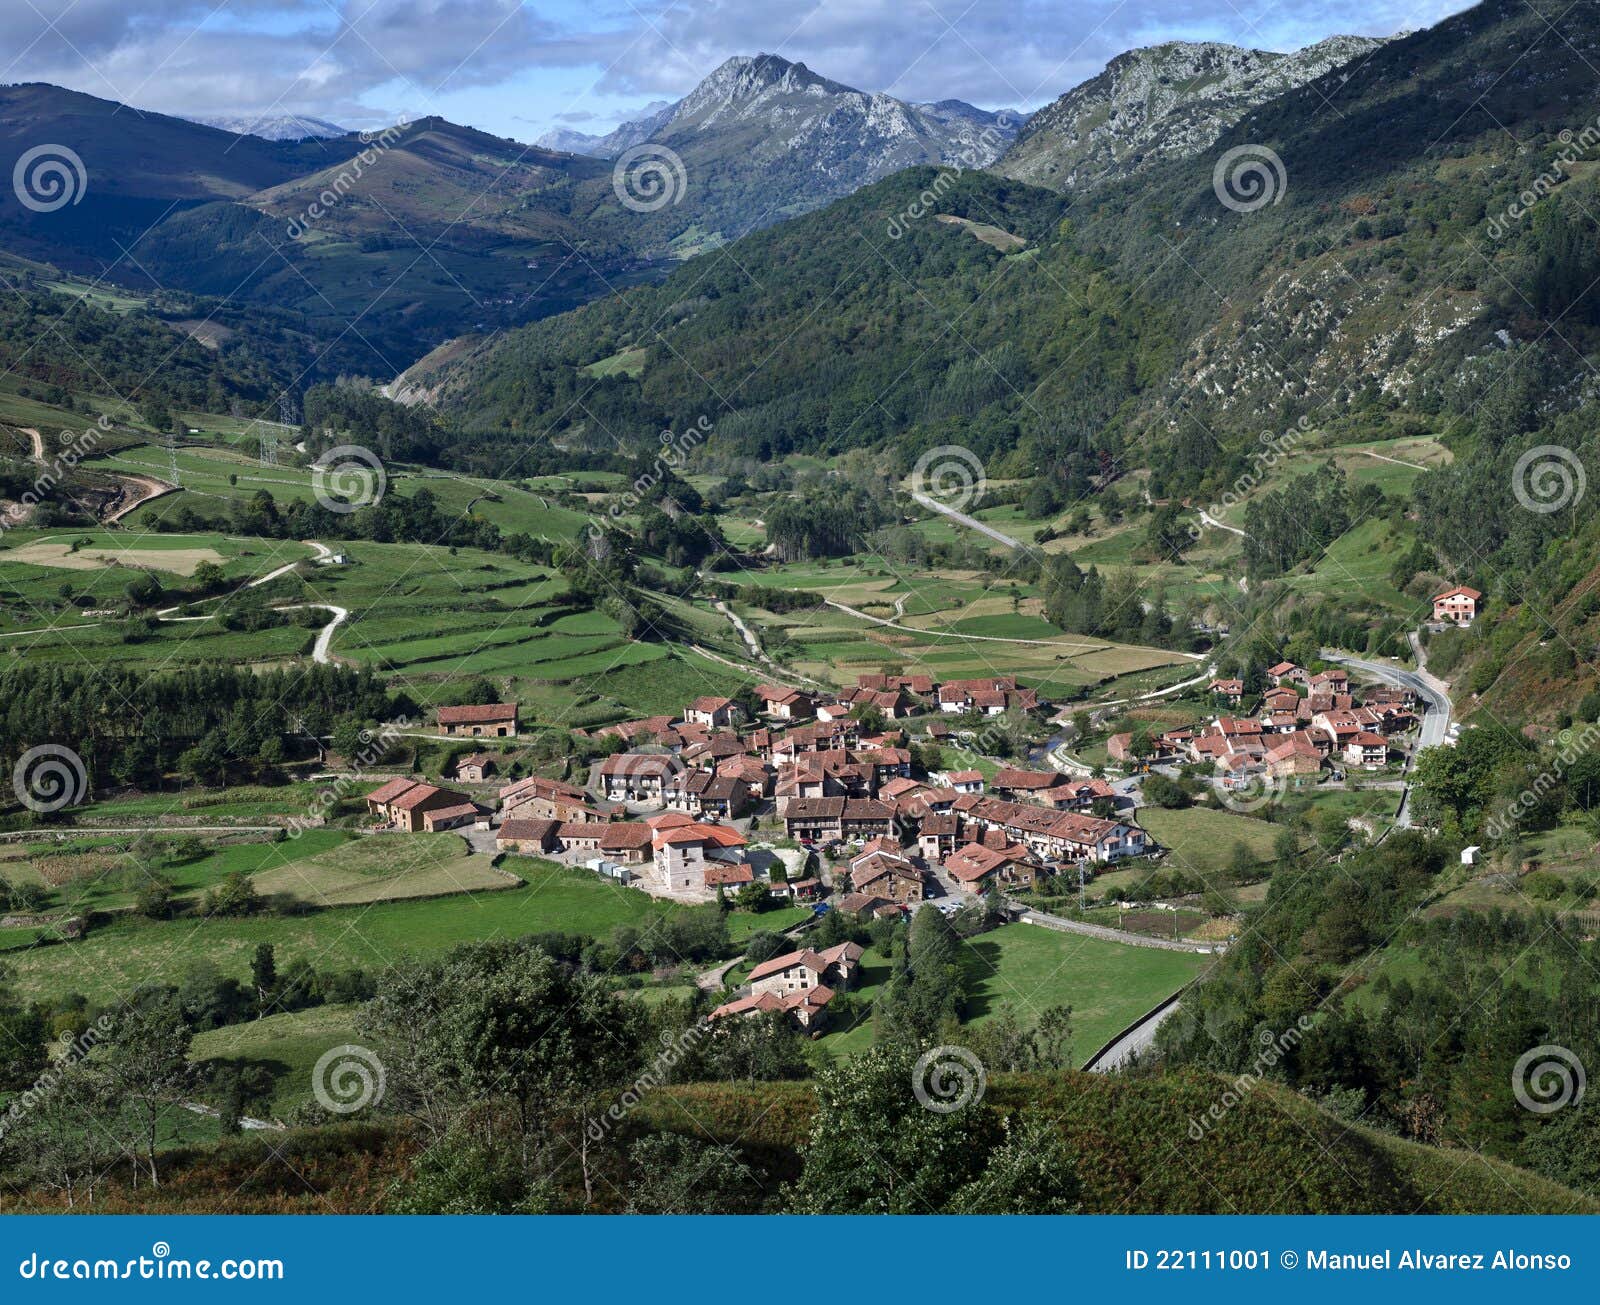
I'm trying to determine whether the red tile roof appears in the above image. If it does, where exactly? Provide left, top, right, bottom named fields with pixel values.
left=437, top=702, right=518, bottom=724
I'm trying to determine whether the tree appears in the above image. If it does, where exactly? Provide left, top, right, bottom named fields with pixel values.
left=791, top=1043, right=1001, bottom=1213
left=251, top=943, right=278, bottom=1015
left=96, top=995, right=194, bottom=1187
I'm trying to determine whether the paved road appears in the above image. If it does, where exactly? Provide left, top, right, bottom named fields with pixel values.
left=911, top=491, right=1022, bottom=550
left=1319, top=645, right=1454, bottom=827
left=1084, top=998, right=1186, bottom=1073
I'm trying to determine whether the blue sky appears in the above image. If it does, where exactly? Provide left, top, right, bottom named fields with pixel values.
left=3, top=0, right=1474, bottom=139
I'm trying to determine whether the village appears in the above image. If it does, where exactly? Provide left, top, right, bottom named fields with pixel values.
left=358, top=622, right=1447, bottom=1034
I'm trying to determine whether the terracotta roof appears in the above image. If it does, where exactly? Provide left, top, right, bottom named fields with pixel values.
left=703, top=863, right=755, bottom=886
left=424, top=802, right=479, bottom=823
left=390, top=783, right=447, bottom=812
left=365, top=776, right=421, bottom=805
left=1434, top=585, right=1482, bottom=601
left=688, top=695, right=734, bottom=713
left=498, top=817, right=559, bottom=843
left=993, top=767, right=1062, bottom=790
left=599, top=822, right=653, bottom=849
left=437, top=702, right=518, bottom=724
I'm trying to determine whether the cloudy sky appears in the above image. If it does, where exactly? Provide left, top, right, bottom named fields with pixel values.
left=4, top=0, right=1473, bottom=139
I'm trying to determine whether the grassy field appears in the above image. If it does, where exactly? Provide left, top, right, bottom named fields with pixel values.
left=0, top=859, right=804, bottom=1004
left=191, top=1003, right=364, bottom=1118
left=250, top=832, right=515, bottom=906
left=962, top=923, right=1211, bottom=1058
left=816, top=925, right=1209, bottom=1065
left=1138, top=805, right=1286, bottom=874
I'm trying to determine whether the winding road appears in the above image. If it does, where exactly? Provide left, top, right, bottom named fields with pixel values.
left=1319, top=644, right=1454, bottom=828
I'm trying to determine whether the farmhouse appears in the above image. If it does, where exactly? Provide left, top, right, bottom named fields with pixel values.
left=499, top=775, right=599, bottom=823
left=437, top=702, right=519, bottom=738
left=683, top=695, right=740, bottom=728
left=1268, top=661, right=1306, bottom=686
left=364, top=778, right=473, bottom=833
left=598, top=752, right=679, bottom=803
left=496, top=817, right=561, bottom=855
left=450, top=752, right=497, bottom=783
left=944, top=840, right=1036, bottom=891
left=421, top=800, right=482, bottom=833
left=1432, top=585, right=1481, bottom=626
left=849, top=845, right=926, bottom=903
left=756, top=683, right=815, bottom=720
left=959, top=795, right=1148, bottom=863
left=747, top=941, right=864, bottom=998
left=648, top=813, right=748, bottom=894
left=1207, top=678, right=1244, bottom=705
left=1344, top=731, right=1390, bottom=769
left=662, top=769, right=749, bottom=819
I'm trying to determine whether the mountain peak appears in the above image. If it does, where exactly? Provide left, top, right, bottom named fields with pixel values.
left=994, top=31, right=1389, bottom=192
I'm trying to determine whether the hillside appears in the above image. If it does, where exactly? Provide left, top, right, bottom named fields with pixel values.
left=9, top=1069, right=1586, bottom=1214
left=994, top=36, right=1386, bottom=192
